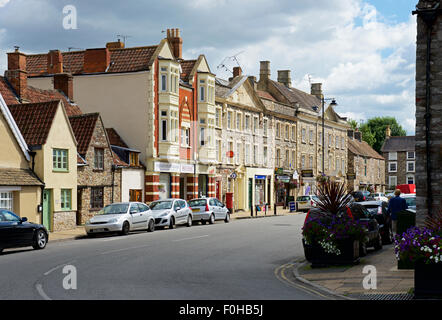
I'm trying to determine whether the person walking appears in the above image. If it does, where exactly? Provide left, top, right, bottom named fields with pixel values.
left=387, top=189, right=408, bottom=235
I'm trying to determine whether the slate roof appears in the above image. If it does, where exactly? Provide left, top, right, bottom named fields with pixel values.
left=380, top=136, right=415, bottom=153
left=26, top=46, right=158, bottom=76
left=348, top=138, right=384, bottom=160
left=180, top=60, right=197, bottom=82
left=68, top=113, right=100, bottom=156
left=106, top=128, right=129, bottom=148
left=0, top=168, right=43, bottom=186
left=8, top=100, right=60, bottom=147
left=271, top=80, right=321, bottom=112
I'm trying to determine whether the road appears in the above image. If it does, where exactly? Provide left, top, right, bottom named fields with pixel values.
left=0, top=213, right=324, bottom=300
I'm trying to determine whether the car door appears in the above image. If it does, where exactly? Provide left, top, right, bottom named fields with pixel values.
left=216, top=199, right=228, bottom=218
left=1, top=211, right=32, bottom=247
left=129, top=203, right=144, bottom=230
left=0, top=211, right=15, bottom=248
left=172, top=200, right=183, bottom=224
left=179, top=200, right=189, bottom=223
left=209, top=198, right=219, bottom=219
left=137, top=203, right=151, bottom=229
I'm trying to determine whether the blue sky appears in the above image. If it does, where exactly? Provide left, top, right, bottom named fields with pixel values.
left=0, top=0, right=418, bottom=134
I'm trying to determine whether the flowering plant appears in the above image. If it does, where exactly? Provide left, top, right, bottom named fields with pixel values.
left=303, top=214, right=368, bottom=255
left=394, top=226, right=442, bottom=265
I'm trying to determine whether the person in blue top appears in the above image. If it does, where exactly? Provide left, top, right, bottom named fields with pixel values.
left=388, top=189, right=408, bottom=234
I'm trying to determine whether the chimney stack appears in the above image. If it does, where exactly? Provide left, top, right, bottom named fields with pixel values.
left=106, top=39, right=125, bottom=50
left=385, top=125, right=391, bottom=138
left=248, top=76, right=257, bottom=90
left=167, top=28, right=183, bottom=60
left=354, top=129, right=362, bottom=142
left=277, top=70, right=291, bottom=88
left=233, top=66, right=242, bottom=78
left=5, top=48, right=27, bottom=99
left=84, top=48, right=111, bottom=73
left=47, top=50, right=63, bottom=74
left=54, top=73, right=74, bottom=101
left=259, top=61, right=271, bottom=82
left=311, top=83, right=323, bottom=100
left=347, top=129, right=354, bottom=140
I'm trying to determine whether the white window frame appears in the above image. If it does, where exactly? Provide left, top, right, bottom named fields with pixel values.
left=388, top=162, right=397, bottom=173
left=389, top=176, right=397, bottom=187
left=389, top=152, right=397, bottom=160
left=0, top=192, right=13, bottom=211
left=407, top=151, right=415, bottom=160
left=407, top=175, right=415, bottom=184
left=407, top=161, right=415, bottom=173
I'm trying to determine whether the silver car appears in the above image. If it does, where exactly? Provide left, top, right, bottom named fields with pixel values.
left=149, top=198, right=193, bottom=229
left=188, top=197, right=230, bottom=224
left=85, top=202, right=155, bottom=236
left=296, top=195, right=319, bottom=212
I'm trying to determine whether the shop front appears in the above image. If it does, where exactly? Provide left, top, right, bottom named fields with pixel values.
left=153, top=161, right=196, bottom=200
left=246, top=168, right=274, bottom=212
left=300, top=169, right=316, bottom=196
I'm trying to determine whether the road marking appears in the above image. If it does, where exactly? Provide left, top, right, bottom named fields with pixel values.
left=35, top=283, right=52, bottom=300
left=100, top=244, right=151, bottom=255
left=172, top=235, right=209, bottom=242
left=274, top=262, right=333, bottom=300
left=44, top=260, right=76, bottom=276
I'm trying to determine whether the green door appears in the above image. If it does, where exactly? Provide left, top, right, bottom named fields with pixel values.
left=43, top=190, right=51, bottom=231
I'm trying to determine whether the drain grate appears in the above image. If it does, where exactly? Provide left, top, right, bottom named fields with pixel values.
left=351, top=293, right=414, bottom=300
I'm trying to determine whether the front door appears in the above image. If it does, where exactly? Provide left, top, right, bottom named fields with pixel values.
left=43, top=190, right=51, bottom=232
left=248, top=178, right=253, bottom=211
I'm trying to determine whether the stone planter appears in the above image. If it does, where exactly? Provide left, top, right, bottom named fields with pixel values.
left=414, top=261, right=442, bottom=299
left=303, top=238, right=360, bottom=267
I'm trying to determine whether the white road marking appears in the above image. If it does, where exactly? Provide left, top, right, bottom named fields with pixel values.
left=172, top=235, right=209, bottom=242
left=35, top=283, right=52, bottom=300
left=100, top=244, right=151, bottom=255
left=43, top=260, right=76, bottom=276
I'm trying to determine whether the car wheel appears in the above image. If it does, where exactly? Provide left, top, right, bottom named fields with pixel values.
left=201, top=219, right=207, bottom=225
left=121, top=221, right=130, bottom=235
left=374, top=233, right=383, bottom=251
left=169, top=217, right=175, bottom=229
left=224, top=213, right=230, bottom=223
left=147, top=219, right=155, bottom=232
left=86, top=232, right=96, bottom=238
left=209, top=214, right=215, bottom=224
left=32, top=229, right=48, bottom=250
left=187, top=215, right=192, bottom=227
left=359, top=242, right=367, bottom=257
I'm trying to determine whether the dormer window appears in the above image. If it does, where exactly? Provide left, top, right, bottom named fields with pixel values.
left=129, top=152, right=139, bottom=166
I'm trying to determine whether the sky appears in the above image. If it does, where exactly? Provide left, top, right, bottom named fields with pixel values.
left=0, top=0, right=418, bottom=134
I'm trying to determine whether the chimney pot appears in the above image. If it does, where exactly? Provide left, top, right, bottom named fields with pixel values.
left=277, top=70, right=291, bottom=88
left=311, top=83, right=323, bottom=100
left=167, top=27, right=183, bottom=60
left=259, top=61, right=271, bottom=81
left=233, top=66, right=242, bottom=78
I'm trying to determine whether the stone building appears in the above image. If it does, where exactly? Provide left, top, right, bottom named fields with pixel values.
left=413, top=0, right=442, bottom=224
left=380, top=128, right=415, bottom=190
left=347, top=130, right=386, bottom=192
left=214, top=67, right=274, bottom=212
left=69, top=113, right=120, bottom=225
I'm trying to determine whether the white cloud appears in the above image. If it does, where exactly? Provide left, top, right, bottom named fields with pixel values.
left=0, top=0, right=10, bottom=8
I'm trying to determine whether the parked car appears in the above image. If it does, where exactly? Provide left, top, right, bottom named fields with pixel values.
left=303, top=202, right=383, bottom=257
left=149, top=198, right=193, bottom=229
left=188, top=197, right=230, bottom=224
left=0, top=210, right=48, bottom=254
left=400, top=193, right=416, bottom=212
left=85, top=202, right=155, bottom=236
left=296, top=195, right=319, bottom=212
left=359, top=200, right=394, bottom=244
left=351, top=191, right=369, bottom=202
left=370, top=193, right=388, bottom=202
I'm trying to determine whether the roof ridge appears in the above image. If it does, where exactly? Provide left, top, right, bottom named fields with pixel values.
left=8, top=99, right=61, bottom=107
left=68, top=112, right=99, bottom=119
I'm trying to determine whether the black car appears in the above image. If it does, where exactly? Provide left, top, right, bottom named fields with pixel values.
left=359, top=200, right=394, bottom=245
left=0, top=210, right=48, bottom=254
left=351, top=191, right=368, bottom=202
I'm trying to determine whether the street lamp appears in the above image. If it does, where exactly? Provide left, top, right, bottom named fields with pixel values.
left=313, top=98, right=337, bottom=175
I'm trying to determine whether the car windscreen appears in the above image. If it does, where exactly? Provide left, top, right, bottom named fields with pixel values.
left=362, top=205, right=379, bottom=214
left=297, top=196, right=309, bottom=201
left=150, top=201, right=173, bottom=210
left=100, top=203, right=129, bottom=214
left=405, top=197, right=416, bottom=207
left=188, top=199, right=207, bottom=207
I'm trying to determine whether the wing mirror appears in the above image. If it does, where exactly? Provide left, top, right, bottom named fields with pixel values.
left=20, top=217, right=28, bottom=223
left=130, top=209, right=137, bottom=215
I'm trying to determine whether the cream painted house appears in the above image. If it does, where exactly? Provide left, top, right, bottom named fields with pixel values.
left=8, top=100, right=77, bottom=232
left=0, top=92, right=43, bottom=224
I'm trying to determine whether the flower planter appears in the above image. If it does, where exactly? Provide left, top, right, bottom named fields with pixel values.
left=414, top=261, right=442, bottom=299
left=397, top=259, right=414, bottom=270
left=303, top=239, right=360, bottom=267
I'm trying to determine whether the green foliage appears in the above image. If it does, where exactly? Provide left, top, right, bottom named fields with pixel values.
left=348, top=119, right=358, bottom=130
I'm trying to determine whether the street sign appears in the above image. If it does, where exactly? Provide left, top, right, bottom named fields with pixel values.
left=230, top=172, right=237, bottom=179
left=301, top=169, right=314, bottom=177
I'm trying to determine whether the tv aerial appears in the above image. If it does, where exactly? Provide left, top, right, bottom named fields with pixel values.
left=217, top=51, right=244, bottom=74
left=117, top=34, right=132, bottom=46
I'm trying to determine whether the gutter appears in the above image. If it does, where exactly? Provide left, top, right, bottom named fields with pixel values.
left=412, top=3, right=442, bottom=217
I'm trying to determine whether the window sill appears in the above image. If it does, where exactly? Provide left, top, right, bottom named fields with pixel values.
left=53, top=170, right=69, bottom=173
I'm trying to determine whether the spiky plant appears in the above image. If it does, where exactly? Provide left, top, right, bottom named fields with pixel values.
left=425, top=206, right=442, bottom=233
left=315, top=181, right=353, bottom=216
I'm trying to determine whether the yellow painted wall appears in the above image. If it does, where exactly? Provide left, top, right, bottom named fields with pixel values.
left=13, top=187, right=42, bottom=223
left=0, top=112, right=29, bottom=169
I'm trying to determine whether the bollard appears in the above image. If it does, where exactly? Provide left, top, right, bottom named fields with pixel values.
left=251, top=205, right=254, bottom=217
left=274, top=204, right=277, bottom=215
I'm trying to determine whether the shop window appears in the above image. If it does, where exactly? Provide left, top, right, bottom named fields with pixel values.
left=159, top=174, right=171, bottom=200
left=129, top=189, right=142, bottom=202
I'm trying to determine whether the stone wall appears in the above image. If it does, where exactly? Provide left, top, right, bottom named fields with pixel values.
left=415, top=0, right=442, bottom=225
left=53, top=210, right=76, bottom=232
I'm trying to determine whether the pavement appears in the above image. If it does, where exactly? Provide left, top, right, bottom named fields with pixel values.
left=294, top=244, right=415, bottom=299
left=48, top=206, right=300, bottom=242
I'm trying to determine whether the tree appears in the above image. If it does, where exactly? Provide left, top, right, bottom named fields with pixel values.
left=347, top=119, right=375, bottom=147
left=348, top=119, right=358, bottom=130
left=361, top=117, right=406, bottom=153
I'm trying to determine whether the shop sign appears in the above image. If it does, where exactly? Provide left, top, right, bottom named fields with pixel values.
left=276, top=175, right=290, bottom=182
left=230, top=172, right=237, bottom=179
left=301, top=169, right=314, bottom=178
left=255, top=175, right=266, bottom=180
left=154, top=161, right=180, bottom=173
left=347, top=173, right=356, bottom=180
left=180, top=164, right=195, bottom=174
left=275, top=168, right=283, bottom=175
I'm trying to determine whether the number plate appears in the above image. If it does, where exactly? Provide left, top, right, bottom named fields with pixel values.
left=93, top=228, right=105, bottom=232
left=299, top=202, right=307, bottom=205
left=192, top=208, right=200, bottom=212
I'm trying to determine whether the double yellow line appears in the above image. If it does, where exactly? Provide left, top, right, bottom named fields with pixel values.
left=274, top=262, right=335, bottom=300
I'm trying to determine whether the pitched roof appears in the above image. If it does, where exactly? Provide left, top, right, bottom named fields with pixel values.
left=8, top=100, right=60, bottom=147
left=68, top=113, right=100, bottom=155
left=0, top=77, right=19, bottom=105
left=180, top=59, right=197, bottom=82
left=26, top=46, right=158, bottom=76
left=256, top=90, right=277, bottom=102
left=381, top=136, right=415, bottom=152
left=348, top=138, right=384, bottom=160
left=24, top=86, right=82, bottom=116
left=0, top=168, right=43, bottom=186
left=271, top=80, right=321, bottom=112
left=106, top=128, right=129, bottom=148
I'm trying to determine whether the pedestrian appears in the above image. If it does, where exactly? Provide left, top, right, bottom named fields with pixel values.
left=387, top=189, right=408, bottom=235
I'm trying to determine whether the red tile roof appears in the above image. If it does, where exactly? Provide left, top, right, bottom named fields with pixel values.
left=180, top=60, right=197, bottom=82
left=256, top=90, right=277, bottom=102
left=24, top=86, right=82, bottom=116
left=106, top=128, right=129, bottom=148
left=8, top=100, right=60, bottom=147
left=0, top=76, right=19, bottom=105
left=68, top=113, right=100, bottom=156
left=26, top=46, right=158, bottom=76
